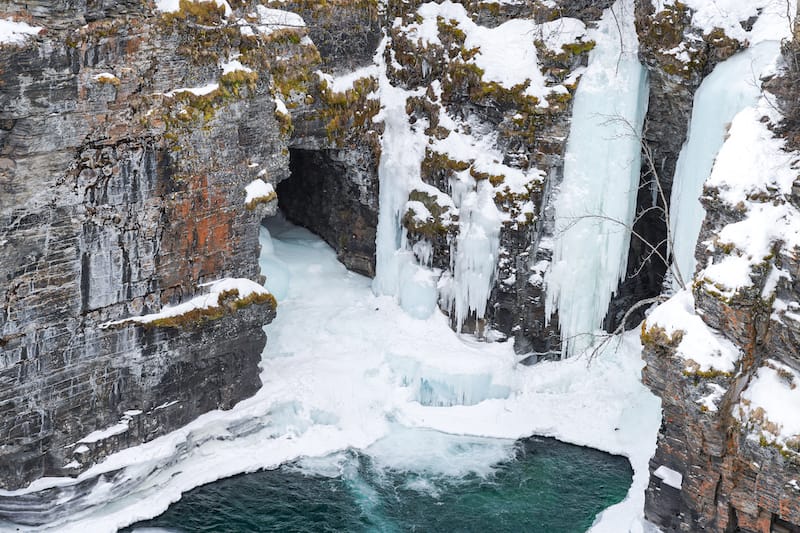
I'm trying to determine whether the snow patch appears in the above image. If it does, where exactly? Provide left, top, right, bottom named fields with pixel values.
left=738, top=361, right=800, bottom=450
left=101, top=278, right=271, bottom=328
left=653, top=465, right=682, bottom=490
left=0, top=17, right=41, bottom=45
left=244, top=179, right=276, bottom=205
left=646, top=290, right=742, bottom=373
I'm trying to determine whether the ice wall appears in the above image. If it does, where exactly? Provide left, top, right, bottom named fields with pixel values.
left=545, top=0, right=649, bottom=358
left=669, top=41, right=781, bottom=287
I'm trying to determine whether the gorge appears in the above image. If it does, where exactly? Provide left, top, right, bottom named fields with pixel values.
left=0, top=0, right=799, bottom=531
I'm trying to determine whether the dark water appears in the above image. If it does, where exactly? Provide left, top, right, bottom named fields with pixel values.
left=129, top=436, right=632, bottom=533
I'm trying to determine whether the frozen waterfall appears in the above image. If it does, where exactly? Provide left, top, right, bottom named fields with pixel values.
left=371, top=49, right=440, bottom=320
left=545, top=0, right=649, bottom=358
left=668, top=40, right=782, bottom=288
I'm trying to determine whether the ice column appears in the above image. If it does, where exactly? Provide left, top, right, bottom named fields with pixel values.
left=372, top=42, right=439, bottom=319
left=669, top=41, right=781, bottom=288
left=545, top=0, right=649, bottom=358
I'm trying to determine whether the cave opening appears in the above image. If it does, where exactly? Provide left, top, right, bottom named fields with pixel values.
left=270, top=147, right=379, bottom=278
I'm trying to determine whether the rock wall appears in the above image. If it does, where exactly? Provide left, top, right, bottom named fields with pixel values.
left=0, top=1, right=287, bottom=490
left=640, top=7, right=800, bottom=530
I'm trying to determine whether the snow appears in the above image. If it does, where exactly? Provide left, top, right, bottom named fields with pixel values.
left=653, top=465, right=682, bottom=490
left=653, top=0, right=796, bottom=45
left=739, top=361, right=800, bottom=448
left=91, top=73, right=118, bottom=83
left=220, top=58, right=252, bottom=75
left=0, top=17, right=41, bottom=45
left=697, top=383, right=727, bottom=413
left=669, top=41, right=782, bottom=288
left=244, top=179, right=275, bottom=205
left=406, top=1, right=586, bottom=103
left=692, top=98, right=800, bottom=299
left=164, top=83, right=219, bottom=97
left=321, top=65, right=379, bottom=93
left=78, top=422, right=129, bottom=445
left=545, top=0, right=649, bottom=358
left=5, top=219, right=661, bottom=533
left=645, top=290, right=742, bottom=373
left=244, top=6, right=305, bottom=36
left=101, top=278, right=270, bottom=328
left=273, top=96, right=288, bottom=116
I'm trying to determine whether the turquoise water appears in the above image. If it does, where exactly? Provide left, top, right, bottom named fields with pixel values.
left=130, top=436, right=631, bottom=533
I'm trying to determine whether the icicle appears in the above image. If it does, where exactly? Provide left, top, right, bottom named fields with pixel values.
left=372, top=37, right=439, bottom=319
left=545, top=0, right=649, bottom=358
left=448, top=180, right=502, bottom=332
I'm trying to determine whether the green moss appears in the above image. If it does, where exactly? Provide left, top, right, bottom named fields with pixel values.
left=402, top=189, right=457, bottom=238
left=143, top=289, right=276, bottom=329
left=470, top=167, right=504, bottom=186
left=421, top=148, right=471, bottom=178
left=162, top=0, right=226, bottom=26
left=640, top=320, right=684, bottom=347
left=314, top=76, right=381, bottom=149
left=683, top=368, right=733, bottom=380
left=560, top=40, right=596, bottom=56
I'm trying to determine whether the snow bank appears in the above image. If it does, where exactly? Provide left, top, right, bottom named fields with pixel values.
left=646, top=290, right=742, bottom=373
left=0, top=17, right=41, bottom=45
left=164, top=83, right=219, bottom=97
left=696, top=98, right=800, bottom=299
left=220, top=58, right=252, bottom=75
left=241, top=5, right=305, bottom=37
left=244, top=179, right=276, bottom=206
left=653, top=465, right=682, bottom=489
left=653, top=0, right=796, bottom=44
left=405, top=1, right=586, bottom=103
left=155, top=0, right=232, bottom=17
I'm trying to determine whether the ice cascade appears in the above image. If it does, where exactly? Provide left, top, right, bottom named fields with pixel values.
left=545, top=0, right=649, bottom=358
left=372, top=36, right=502, bottom=329
left=669, top=41, right=781, bottom=287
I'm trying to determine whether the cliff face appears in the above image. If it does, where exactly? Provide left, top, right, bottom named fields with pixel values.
left=0, top=1, right=284, bottom=490
left=638, top=5, right=800, bottom=530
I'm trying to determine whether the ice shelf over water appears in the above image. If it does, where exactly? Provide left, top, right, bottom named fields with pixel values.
left=669, top=40, right=782, bottom=288
left=545, top=0, right=649, bottom=358
left=0, top=218, right=661, bottom=533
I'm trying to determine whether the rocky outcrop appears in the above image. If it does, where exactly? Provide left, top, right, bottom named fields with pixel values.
left=640, top=13, right=800, bottom=530
left=0, top=1, right=287, bottom=490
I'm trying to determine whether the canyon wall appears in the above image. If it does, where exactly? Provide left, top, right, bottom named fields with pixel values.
left=637, top=2, right=800, bottom=531
left=0, top=0, right=284, bottom=490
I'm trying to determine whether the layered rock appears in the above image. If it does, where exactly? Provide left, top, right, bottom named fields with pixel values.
left=0, top=1, right=288, bottom=490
